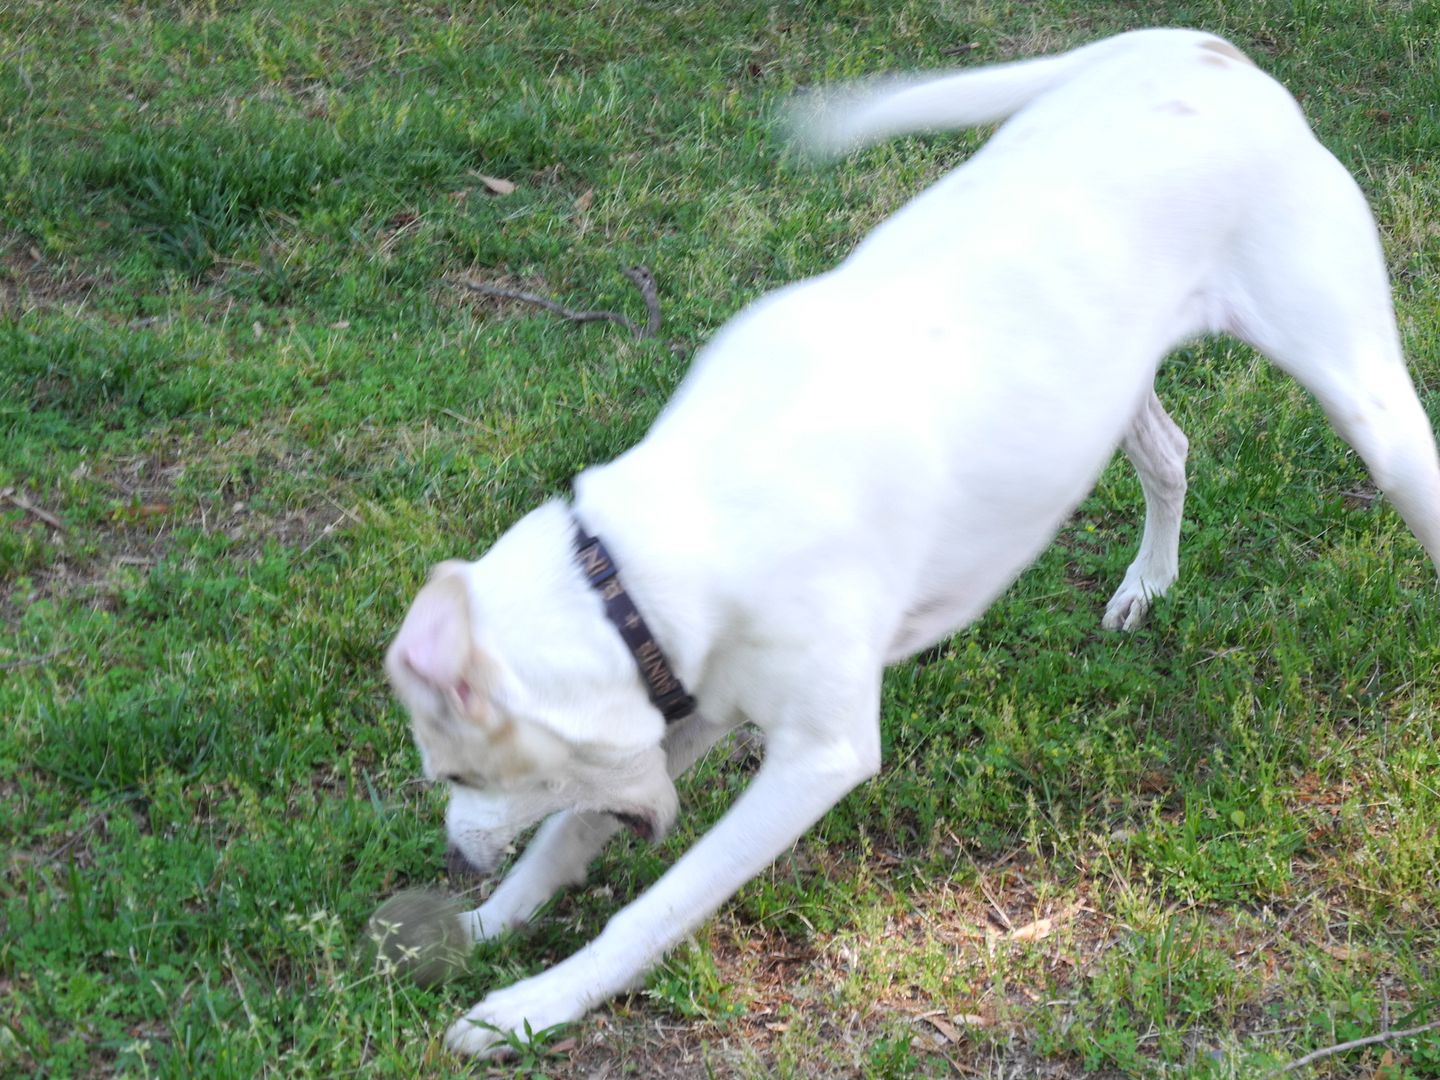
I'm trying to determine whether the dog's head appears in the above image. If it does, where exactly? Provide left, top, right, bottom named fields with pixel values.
left=385, top=557, right=677, bottom=877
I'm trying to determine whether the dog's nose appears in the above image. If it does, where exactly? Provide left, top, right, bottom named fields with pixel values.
left=446, top=843, right=484, bottom=881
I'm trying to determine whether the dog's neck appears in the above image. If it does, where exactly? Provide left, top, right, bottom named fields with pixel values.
left=465, top=500, right=700, bottom=750
left=569, top=473, right=711, bottom=686
left=569, top=516, right=696, bottom=724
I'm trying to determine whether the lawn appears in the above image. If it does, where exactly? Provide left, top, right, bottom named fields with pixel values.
left=3, top=1, right=1440, bottom=1076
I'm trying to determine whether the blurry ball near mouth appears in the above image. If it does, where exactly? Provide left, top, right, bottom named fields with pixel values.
left=362, top=888, right=468, bottom=986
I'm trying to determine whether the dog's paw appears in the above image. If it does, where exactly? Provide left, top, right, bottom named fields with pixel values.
left=1102, top=578, right=1161, bottom=631
left=458, top=901, right=522, bottom=944
left=444, top=979, right=582, bottom=1058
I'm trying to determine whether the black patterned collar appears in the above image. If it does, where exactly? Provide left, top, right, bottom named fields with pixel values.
left=571, top=515, right=696, bottom=724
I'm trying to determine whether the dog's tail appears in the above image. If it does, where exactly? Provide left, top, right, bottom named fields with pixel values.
left=788, top=28, right=1224, bottom=158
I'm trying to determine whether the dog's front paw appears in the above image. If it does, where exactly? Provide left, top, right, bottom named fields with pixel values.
left=458, top=900, right=524, bottom=944
left=444, top=978, right=583, bottom=1058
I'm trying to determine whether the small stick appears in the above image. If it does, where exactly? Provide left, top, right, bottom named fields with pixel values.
left=1235, top=889, right=1321, bottom=966
left=0, top=646, right=73, bottom=672
left=968, top=856, right=1014, bottom=932
left=460, top=278, right=640, bottom=336
left=320, top=493, right=364, bottom=525
left=1, top=487, right=64, bottom=531
left=459, top=265, right=662, bottom=340
left=622, top=265, right=662, bottom=338
left=1271, top=1017, right=1440, bottom=1074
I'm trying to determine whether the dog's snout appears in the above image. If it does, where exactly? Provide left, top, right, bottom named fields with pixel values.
left=446, top=843, right=485, bottom=881
left=443, top=840, right=501, bottom=881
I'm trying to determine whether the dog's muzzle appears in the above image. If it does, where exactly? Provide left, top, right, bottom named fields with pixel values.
left=446, top=842, right=489, bottom=881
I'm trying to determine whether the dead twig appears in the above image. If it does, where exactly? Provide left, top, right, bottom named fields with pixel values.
left=967, top=856, right=1014, bottom=933
left=458, top=265, right=661, bottom=340
left=334, top=44, right=422, bottom=89
left=0, top=646, right=74, bottom=672
left=1, top=487, right=65, bottom=531
left=1270, top=1017, right=1440, bottom=1074
left=319, top=493, right=364, bottom=526
left=460, top=278, right=638, bottom=334
left=621, top=265, right=662, bottom=337
left=1235, top=889, right=1322, bottom=969
left=439, top=408, right=502, bottom=437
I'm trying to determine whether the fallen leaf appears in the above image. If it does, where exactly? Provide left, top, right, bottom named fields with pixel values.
left=0, top=494, right=54, bottom=527
left=1009, top=902, right=1081, bottom=942
left=924, top=1015, right=962, bottom=1042
left=475, top=174, right=516, bottom=195
left=573, top=188, right=594, bottom=214
left=1009, top=916, right=1054, bottom=942
left=548, top=1038, right=577, bottom=1055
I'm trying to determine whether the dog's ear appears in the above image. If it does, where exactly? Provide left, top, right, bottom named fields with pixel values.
left=388, top=563, right=572, bottom=783
left=386, top=563, right=490, bottom=717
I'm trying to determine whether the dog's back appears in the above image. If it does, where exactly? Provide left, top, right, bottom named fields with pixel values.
left=586, top=33, right=1328, bottom=631
left=582, top=28, right=1440, bottom=662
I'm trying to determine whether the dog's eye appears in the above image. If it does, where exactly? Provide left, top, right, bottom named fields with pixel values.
left=440, top=772, right=489, bottom=791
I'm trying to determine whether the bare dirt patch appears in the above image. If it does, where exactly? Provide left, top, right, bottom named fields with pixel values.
left=2, top=434, right=359, bottom=623
left=0, top=243, right=104, bottom=314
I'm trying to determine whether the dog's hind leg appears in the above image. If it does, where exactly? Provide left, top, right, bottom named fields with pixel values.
left=1104, top=390, right=1190, bottom=630
left=1229, top=150, right=1440, bottom=572
left=459, top=712, right=733, bottom=943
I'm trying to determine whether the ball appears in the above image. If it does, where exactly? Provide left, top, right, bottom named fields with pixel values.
left=363, top=888, right=469, bottom=987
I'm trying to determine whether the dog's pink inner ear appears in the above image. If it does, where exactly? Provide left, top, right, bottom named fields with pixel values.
left=453, top=677, right=474, bottom=709
left=393, top=570, right=475, bottom=691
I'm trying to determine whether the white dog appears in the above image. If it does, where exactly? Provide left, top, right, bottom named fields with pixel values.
left=386, top=28, right=1440, bottom=1056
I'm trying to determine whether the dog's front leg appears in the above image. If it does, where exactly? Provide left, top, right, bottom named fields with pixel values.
left=459, top=712, right=734, bottom=943
left=1104, top=390, right=1189, bottom=630
left=444, top=706, right=880, bottom=1057
left=459, top=810, right=623, bottom=942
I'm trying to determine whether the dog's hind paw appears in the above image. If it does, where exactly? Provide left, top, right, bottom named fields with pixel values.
left=1102, top=579, right=1160, bottom=631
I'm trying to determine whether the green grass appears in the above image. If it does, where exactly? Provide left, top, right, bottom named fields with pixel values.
left=4, top=1, right=1440, bottom=1076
